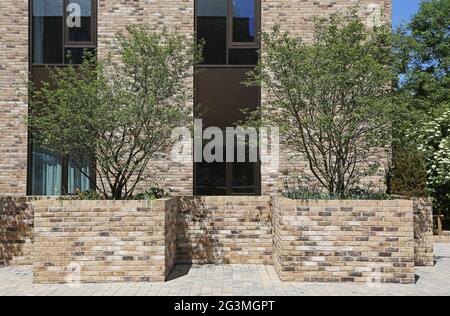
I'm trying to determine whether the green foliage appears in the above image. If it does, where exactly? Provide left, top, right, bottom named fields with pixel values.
left=59, top=189, right=105, bottom=201
left=413, top=104, right=450, bottom=216
left=388, top=147, right=428, bottom=197
left=395, top=0, right=449, bottom=112
left=132, top=187, right=169, bottom=201
left=284, top=183, right=392, bottom=201
left=393, top=0, right=450, bottom=217
left=29, top=26, right=198, bottom=200
left=248, top=8, right=397, bottom=197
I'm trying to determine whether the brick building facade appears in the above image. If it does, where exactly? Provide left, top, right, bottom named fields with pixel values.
left=0, top=0, right=391, bottom=197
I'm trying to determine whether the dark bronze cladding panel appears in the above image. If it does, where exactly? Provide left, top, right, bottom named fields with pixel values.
left=196, top=67, right=259, bottom=129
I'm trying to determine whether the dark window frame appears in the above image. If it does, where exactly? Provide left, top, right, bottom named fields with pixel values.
left=28, top=0, right=98, bottom=195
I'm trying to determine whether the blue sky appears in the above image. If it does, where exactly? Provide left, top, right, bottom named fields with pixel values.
left=392, top=0, right=423, bottom=29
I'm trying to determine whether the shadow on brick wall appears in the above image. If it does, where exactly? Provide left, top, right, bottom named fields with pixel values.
left=0, top=198, right=33, bottom=266
left=177, top=197, right=221, bottom=264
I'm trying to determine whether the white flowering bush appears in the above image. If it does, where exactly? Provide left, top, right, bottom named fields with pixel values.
left=414, top=104, right=450, bottom=215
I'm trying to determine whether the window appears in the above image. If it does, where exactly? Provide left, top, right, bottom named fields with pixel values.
left=197, top=0, right=228, bottom=65
left=32, top=0, right=64, bottom=64
left=29, top=0, right=97, bottom=195
left=65, top=0, right=96, bottom=45
left=231, top=0, right=257, bottom=44
left=196, top=0, right=260, bottom=66
left=32, top=0, right=97, bottom=65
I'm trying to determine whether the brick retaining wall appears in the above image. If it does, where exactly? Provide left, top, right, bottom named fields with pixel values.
left=9, top=196, right=429, bottom=284
left=273, top=198, right=416, bottom=284
left=33, top=199, right=178, bottom=284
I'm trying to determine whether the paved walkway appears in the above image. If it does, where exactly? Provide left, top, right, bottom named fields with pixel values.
left=1, top=244, right=449, bottom=296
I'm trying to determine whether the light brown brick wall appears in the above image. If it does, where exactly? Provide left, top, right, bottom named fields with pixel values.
left=261, top=0, right=391, bottom=39
left=272, top=197, right=416, bottom=284
left=31, top=196, right=418, bottom=284
left=0, top=0, right=28, bottom=196
left=33, top=198, right=178, bottom=284
left=177, top=196, right=273, bottom=264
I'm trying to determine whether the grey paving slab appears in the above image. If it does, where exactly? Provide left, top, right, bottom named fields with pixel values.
left=0, top=244, right=449, bottom=296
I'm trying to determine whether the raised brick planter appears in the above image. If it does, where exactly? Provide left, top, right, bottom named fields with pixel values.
left=32, top=198, right=178, bottom=284
left=272, top=198, right=416, bottom=284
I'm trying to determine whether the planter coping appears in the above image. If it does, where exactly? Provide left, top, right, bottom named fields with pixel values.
left=274, top=197, right=414, bottom=207
left=32, top=197, right=178, bottom=208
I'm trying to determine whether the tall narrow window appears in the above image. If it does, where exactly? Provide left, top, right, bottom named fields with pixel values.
left=68, top=159, right=91, bottom=193
left=30, top=0, right=97, bottom=196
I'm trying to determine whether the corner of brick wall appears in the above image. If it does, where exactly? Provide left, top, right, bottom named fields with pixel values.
left=165, top=197, right=179, bottom=279
left=0, top=197, right=36, bottom=266
left=412, top=198, right=434, bottom=266
left=272, top=197, right=416, bottom=284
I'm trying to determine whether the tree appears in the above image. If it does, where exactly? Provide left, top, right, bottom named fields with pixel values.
left=29, top=26, right=198, bottom=199
left=396, top=0, right=449, bottom=112
left=394, top=0, right=450, bottom=218
left=248, top=9, right=396, bottom=197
